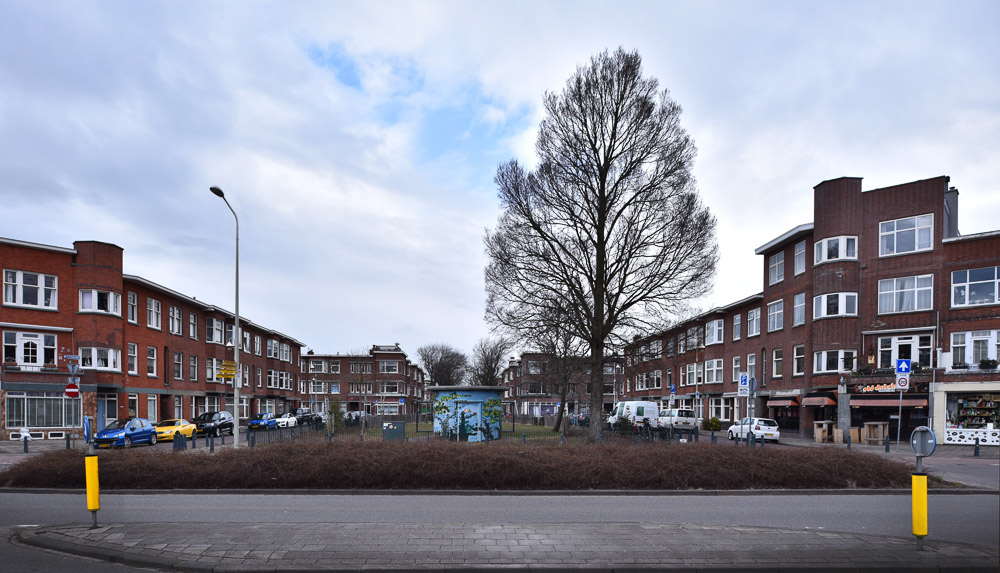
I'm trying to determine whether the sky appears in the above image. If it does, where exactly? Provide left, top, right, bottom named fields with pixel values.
left=2, top=1, right=998, bottom=364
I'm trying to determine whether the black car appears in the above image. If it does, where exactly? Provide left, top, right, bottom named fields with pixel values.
left=290, top=407, right=319, bottom=426
left=193, top=411, right=235, bottom=437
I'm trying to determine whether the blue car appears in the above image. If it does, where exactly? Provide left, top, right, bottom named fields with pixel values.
left=93, top=417, right=157, bottom=448
left=248, top=412, right=277, bottom=431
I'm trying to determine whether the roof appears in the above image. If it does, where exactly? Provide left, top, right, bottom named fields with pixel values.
left=0, top=236, right=77, bottom=255
left=754, top=223, right=814, bottom=255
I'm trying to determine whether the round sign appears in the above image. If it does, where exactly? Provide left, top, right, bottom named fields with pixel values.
left=896, top=376, right=909, bottom=389
left=65, top=383, right=80, bottom=398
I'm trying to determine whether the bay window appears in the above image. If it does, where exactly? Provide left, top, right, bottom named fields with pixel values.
left=79, top=347, right=121, bottom=370
left=814, top=236, right=858, bottom=264
left=813, top=292, right=859, bottom=319
left=80, top=289, right=121, bottom=314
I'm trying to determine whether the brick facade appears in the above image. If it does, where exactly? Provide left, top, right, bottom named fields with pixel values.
left=300, top=345, right=426, bottom=416
left=624, top=176, right=1000, bottom=444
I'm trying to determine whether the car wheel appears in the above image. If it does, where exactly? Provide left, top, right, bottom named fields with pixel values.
left=124, top=436, right=132, bottom=448
left=728, top=431, right=735, bottom=441
left=150, top=433, right=157, bottom=445
left=214, top=427, right=221, bottom=438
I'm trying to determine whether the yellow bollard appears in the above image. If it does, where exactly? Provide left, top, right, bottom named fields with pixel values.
left=912, top=472, right=927, bottom=539
left=85, top=454, right=100, bottom=528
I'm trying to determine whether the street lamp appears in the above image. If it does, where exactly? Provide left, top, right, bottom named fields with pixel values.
left=210, top=186, right=240, bottom=448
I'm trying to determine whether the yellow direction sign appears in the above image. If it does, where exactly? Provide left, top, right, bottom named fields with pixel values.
left=222, top=360, right=237, bottom=368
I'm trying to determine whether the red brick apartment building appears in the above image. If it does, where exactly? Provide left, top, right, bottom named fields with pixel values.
left=623, top=176, right=999, bottom=445
left=1, top=238, right=305, bottom=439
left=499, top=352, right=623, bottom=417
left=300, top=345, right=426, bottom=416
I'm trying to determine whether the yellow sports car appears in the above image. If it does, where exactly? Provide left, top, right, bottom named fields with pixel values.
left=154, top=419, right=196, bottom=441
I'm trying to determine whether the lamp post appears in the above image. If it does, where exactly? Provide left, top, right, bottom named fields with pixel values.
left=209, top=186, right=240, bottom=448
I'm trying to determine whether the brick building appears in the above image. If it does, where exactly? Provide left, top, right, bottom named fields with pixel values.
left=499, top=352, right=622, bottom=417
left=301, top=344, right=426, bottom=416
left=624, top=176, right=999, bottom=444
left=2, top=238, right=305, bottom=439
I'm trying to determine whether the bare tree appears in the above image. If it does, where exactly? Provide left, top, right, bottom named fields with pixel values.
left=527, top=307, right=589, bottom=433
left=417, top=344, right=469, bottom=386
left=484, top=48, right=718, bottom=441
left=469, top=336, right=514, bottom=386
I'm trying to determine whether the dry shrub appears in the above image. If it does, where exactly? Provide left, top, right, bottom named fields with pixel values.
left=0, top=441, right=939, bottom=490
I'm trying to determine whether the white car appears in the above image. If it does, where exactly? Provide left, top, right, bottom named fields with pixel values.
left=658, top=408, right=698, bottom=431
left=276, top=412, right=298, bottom=428
left=728, top=417, right=780, bottom=442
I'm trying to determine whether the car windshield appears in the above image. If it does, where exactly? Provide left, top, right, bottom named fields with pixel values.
left=193, top=413, right=214, bottom=422
left=103, top=419, right=131, bottom=430
left=155, top=420, right=179, bottom=427
left=252, top=413, right=268, bottom=420
left=758, top=419, right=778, bottom=426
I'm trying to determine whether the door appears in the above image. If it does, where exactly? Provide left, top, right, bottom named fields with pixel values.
left=96, top=400, right=106, bottom=429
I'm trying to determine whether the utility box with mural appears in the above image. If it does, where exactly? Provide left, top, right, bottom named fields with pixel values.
left=429, top=386, right=505, bottom=442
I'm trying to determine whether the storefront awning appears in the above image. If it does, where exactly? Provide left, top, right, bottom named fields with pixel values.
left=850, top=396, right=928, bottom=407
left=802, top=396, right=837, bottom=407
left=767, top=397, right=800, bottom=408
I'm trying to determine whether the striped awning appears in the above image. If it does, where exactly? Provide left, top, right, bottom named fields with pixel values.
left=802, top=396, right=837, bottom=407
left=767, top=397, right=800, bottom=408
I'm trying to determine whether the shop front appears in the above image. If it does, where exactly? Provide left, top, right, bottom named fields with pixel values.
left=849, top=391, right=929, bottom=444
left=766, top=392, right=800, bottom=433
left=931, top=380, right=999, bottom=446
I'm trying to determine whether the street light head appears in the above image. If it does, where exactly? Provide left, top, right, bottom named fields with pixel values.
left=210, top=186, right=225, bottom=198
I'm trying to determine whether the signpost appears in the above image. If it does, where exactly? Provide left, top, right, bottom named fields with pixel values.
left=65, top=355, right=81, bottom=449
left=895, top=359, right=911, bottom=451
left=909, top=425, right=936, bottom=545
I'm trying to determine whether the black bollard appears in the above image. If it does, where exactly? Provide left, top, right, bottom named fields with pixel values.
left=694, top=427, right=700, bottom=443
left=191, top=433, right=197, bottom=449
left=884, top=435, right=890, bottom=453
left=66, top=434, right=71, bottom=449
left=220, top=432, right=225, bottom=445
left=974, top=437, right=980, bottom=457
left=23, top=437, right=28, bottom=453
left=846, top=433, right=851, bottom=451
left=522, top=433, right=526, bottom=445
left=209, top=434, right=215, bottom=453
left=249, top=433, right=255, bottom=448
left=711, top=430, right=716, bottom=444
left=760, top=434, right=764, bottom=448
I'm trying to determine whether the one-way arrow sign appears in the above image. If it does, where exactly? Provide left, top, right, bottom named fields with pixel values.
left=896, top=359, right=911, bottom=374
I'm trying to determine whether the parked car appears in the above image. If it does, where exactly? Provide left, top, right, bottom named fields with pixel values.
left=275, top=412, right=298, bottom=428
left=248, top=412, right=277, bottom=431
left=94, top=418, right=157, bottom=448
left=154, top=419, right=196, bottom=441
left=658, top=408, right=698, bottom=433
left=606, top=401, right=659, bottom=430
left=193, top=411, right=235, bottom=437
left=728, top=417, right=781, bottom=442
left=290, top=407, right=319, bottom=426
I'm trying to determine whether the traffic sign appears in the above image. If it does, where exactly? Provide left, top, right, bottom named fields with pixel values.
left=738, top=373, right=750, bottom=397
left=670, top=384, right=675, bottom=395
left=896, top=359, right=911, bottom=374
left=895, top=359, right=911, bottom=390
left=750, top=377, right=758, bottom=393
left=896, top=376, right=910, bottom=390
left=910, top=426, right=936, bottom=458
left=222, top=360, right=237, bottom=368
left=65, top=383, right=80, bottom=398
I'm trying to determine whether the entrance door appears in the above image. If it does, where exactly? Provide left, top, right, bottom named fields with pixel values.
left=96, top=400, right=106, bottom=429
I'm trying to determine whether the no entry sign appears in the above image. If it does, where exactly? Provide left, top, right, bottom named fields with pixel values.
left=65, top=383, right=80, bottom=398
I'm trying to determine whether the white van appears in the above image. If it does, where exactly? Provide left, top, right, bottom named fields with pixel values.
left=606, top=401, right=659, bottom=429
left=658, top=408, right=698, bottom=431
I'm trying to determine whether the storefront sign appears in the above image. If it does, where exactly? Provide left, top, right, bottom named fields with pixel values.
left=856, top=383, right=898, bottom=393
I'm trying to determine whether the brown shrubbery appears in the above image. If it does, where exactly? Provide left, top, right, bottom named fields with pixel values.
left=0, top=439, right=936, bottom=490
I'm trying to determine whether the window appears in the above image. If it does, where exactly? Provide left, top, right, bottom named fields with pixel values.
left=767, top=300, right=783, bottom=332
left=207, top=358, right=223, bottom=383
left=266, top=339, right=278, bottom=358
left=793, top=345, right=805, bottom=376
left=732, top=356, right=741, bottom=382
left=705, top=319, right=724, bottom=345
left=880, top=214, right=933, bottom=256
left=380, top=361, right=399, bottom=374
left=189, top=355, right=198, bottom=381
left=813, top=292, right=859, bottom=318
left=666, top=338, right=675, bottom=357
left=746, top=353, right=756, bottom=379
left=169, top=306, right=182, bottom=335
left=329, top=361, right=340, bottom=374
left=878, top=275, right=933, bottom=314
left=330, top=382, right=340, bottom=394
left=174, top=396, right=183, bottom=419
left=878, top=334, right=933, bottom=369
left=709, top=397, right=731, bottom=421
left=794, top=241, right=806, bottom=275
left=173, top=352, right=183, bottom=380
left=772, top=348, right=783, bottom=377
left=683, top=363, right=703, bottom=386
left=280, top=343, right=291, bottom=362
left=380, top=381, right=400, bottom=394
left=309, top=360, right=326, bottom=373
left=951, top=331, right=1000, bottom=367
left=3, top=270, right=58, bottom=309
left=243, top=331, right=251, bottom=352
left=952, top=267, right=999, bottom=307
left=189, top=313, right=198, bottom=339
left=146, top=347, right=157, bottom=376
left=649, top=370, right=662, bottom=389
left=793, top=293, right=806, bottom=326
left=747, top=308, right=760, bottom=337
left=78, top=347, right=121, bottom=371
left=225, top=324, right=235, bottom=346
left=310, top=381, right=327, bottom=394
left=127, top=292, right=138, bottom=323
left=814, top=236, right=858, bottom=264
left=127, top=343, right=138, bottom=374
left=79, top=289, right=121, bottom=314
left=650, top=340, right=662, bottom=358
left=3, top=332, right=57, bottom=366
left=257, top=368, right=262, bottom=387
left=4, top=391, right=81, bottom=429
left=814, top=349, right=857, bottom=373
left=206, top=318, right=223, bottom=344
left=705, top=359, right=723, bottom=383
left=677, top=334, right=686, bottom=354
left=349, top=362, right=371, bottom=374
left=732, top=315, right=741, bottom=340
left=146, top=298, right=161, bottom=329
left=769, top=252, right=784, bottom=285
left=147, top=395, right=158, bottom=423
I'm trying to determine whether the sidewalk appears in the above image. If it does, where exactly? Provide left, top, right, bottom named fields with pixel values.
left=15, top=521, right=999, bottom=573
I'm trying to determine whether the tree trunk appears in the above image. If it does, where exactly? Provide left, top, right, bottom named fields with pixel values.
left=552, top=378, right=570, bottom=433
left=588, top=339, right=605, bottom=443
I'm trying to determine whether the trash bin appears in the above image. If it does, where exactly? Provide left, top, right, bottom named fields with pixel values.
left=382, top=422, right=405, bottom=441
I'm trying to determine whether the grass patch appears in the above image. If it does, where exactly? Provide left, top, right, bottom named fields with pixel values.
left=0, top=439, right=948, bottom=490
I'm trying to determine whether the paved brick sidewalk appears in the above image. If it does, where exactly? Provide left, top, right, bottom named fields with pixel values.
left=16, top=521, right=999, bottom=572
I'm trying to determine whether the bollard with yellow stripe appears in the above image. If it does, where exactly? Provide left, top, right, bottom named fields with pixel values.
left=85, top=454, right=100, bottom=528
left=909, top=426, right=936, bottom=546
